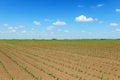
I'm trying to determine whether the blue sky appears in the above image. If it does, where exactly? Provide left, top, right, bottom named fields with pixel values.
left=0, top=0, right=120, bottom=39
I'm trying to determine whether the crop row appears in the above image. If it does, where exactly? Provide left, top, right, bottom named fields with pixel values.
left=1, top=42, right=120, bottom=79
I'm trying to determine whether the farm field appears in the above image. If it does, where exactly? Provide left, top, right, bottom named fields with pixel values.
left=0, top=40, right=120, bottom=80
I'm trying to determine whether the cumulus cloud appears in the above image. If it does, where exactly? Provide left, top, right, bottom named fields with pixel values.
left=31, top=28, right=35, bottom=31
left=91, top=4, right=104, bottom=8
left=64, top=30, right=69, bottom=33
left=97, top=4, right=104, bottom=7
left=116, top=8, right=120, bottom=12
left=94, top=18, right=98, bottom=21
left=75, top=15, right=93, bottom=22
left=44, top=19, right=52, bottom=22
left=50, top=32, right=54, bottom=35
left=110, top=23, right=118, bottom=27
left=47, top=20, right=66, bottom=30
left=56, top=29, right=69, bottom=33
left=9, top=29, right=16, bottom=33
left=116, top=29, right=120, bottom=32
left=21, top=30, right=27, bottom=33
left=33, top=21, right=41, bottom=26
left=8, top=27, right=13, bottom=30
left=8, top=27, right=16, bottom=33
left=47, top=26, right=54, bottom=30
left=3, top=24, right=8, bottom=27
left=57, top=29, right=62, bottom=32
left=18, top=25, right=26, bottom=28
left=53, top=21, right=66, bottom=26
left=0, top=30, right=1, bottom=33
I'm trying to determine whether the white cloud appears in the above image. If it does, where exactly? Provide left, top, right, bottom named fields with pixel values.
left=44, top=19, right=52, bottom=22
left=31, top=28, right=35, bottom=31
left=91, top=4, right=104, bottom=8
left=8, top=27, right=13, bottom=30
left=97, top=4, right=104, bottom=7
left=116, top=29, right=120, bottom=32
left=0, top=30, right=3, bottom=33
left=110, top=23, right=119, bottom=27
left=50, top=32, right=54, bottom=35
left=75, top=15, right=93, bottom=22
left=53, top=21, right=66, bottom=26
left=47, top=26, right=54, bottom=30
left=18, top=25, right=26, bottom=28
left=64, top=30, right=69, bottom=33
left=116, top=8, right=120, bottom=12
left=81, top=30, right=85, bottom=33
left=21, top=30, right=27, bottom=33
left=94, top=18, right=98, bottom=21
left=56, top=29, right=69, bottom=33
left=14, top=27, right=18, bottom=29
left=8, top=27, right=16, bottom=33
left=47, top=20, right=66, bottom=30
left=9, top=25, right=26, bottom=30
left=3, top=24, right=8, bottom=27
left=9, top=29, right=16, bottom=33
left=33, top=21, right=41, bottom=26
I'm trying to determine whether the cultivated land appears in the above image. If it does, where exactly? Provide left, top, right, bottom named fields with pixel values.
left=0, top=40, right=120, bottom=80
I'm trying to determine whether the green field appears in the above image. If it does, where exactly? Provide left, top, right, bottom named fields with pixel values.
left=0, top=40, right=120, bottom=80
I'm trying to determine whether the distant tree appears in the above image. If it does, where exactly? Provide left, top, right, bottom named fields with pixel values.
left=52, top=38, right=57, bottom=40
left=100, top=39, right=106, bottom=40
left=32, top=39, right=36, bottom=40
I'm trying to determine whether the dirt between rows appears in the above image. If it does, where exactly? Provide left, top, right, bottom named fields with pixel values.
left=0, top=41, right=120, bottom=80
